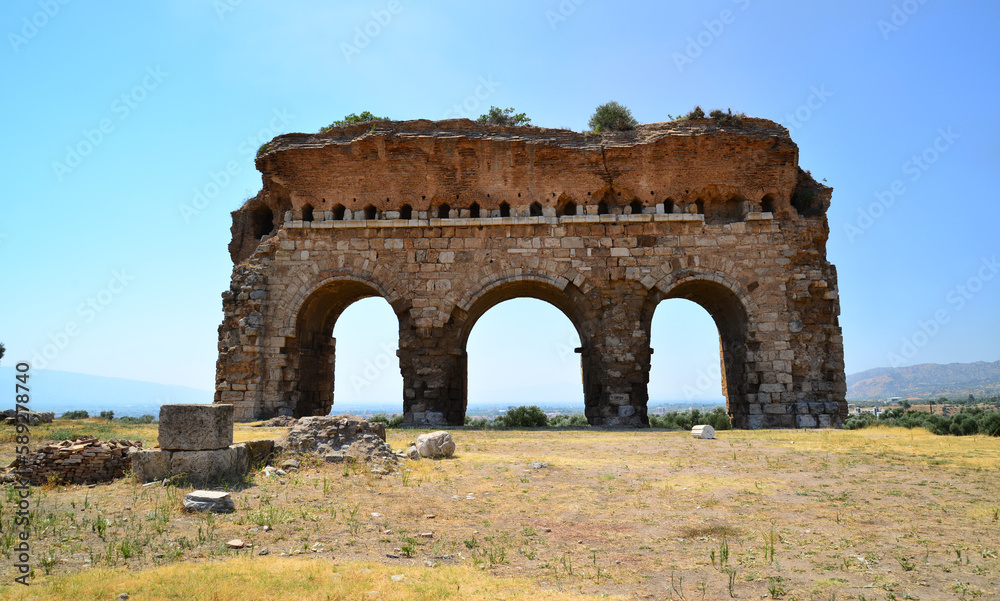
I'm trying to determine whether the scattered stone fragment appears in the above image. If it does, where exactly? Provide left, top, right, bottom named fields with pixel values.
left=183, top=490, right=235, bottom=513
left=530, top=462, right=548, bottom=469
left=691, top=424, right=716, bottom=439
left=116, top=594, right=129, bottom=601
left=280, top=458, right=301, bottom=471
left=416, top=431, right=456, bottom=459
left=259, top=547, right=270, bottom=556
left=390, top=574, right=405, bottom=583
left=425, top=514, right=436, bottom=519
left=405, top=445, right=420, bottom=460
left=226, top=539, right=245, bottom=549
left=280, top=416, right=397, bottom=468
left=419, top=532, right=434, bottom=538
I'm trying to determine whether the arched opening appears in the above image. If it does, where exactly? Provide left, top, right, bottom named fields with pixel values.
left=499, top=202, right=511, bottom=217
left=363, top=205, right=377, bottom=220
left=332, top=204, right=346, bottom=220
left=648, top=299, right=725, bottom=413
left=290, top=281, right=401, bottom=418
left=466, top=299, right=584, bottom=416
left=301, top=204, right=314, bottom=222
left=646, top=278, right=752, bottom=428
left=761, top=195, right=775, bottom=214
left=469, top=202, right=481, bottom=218
left=399, top=204, right=413, bottom=220
left=597, top=201, right=609, bottom=215
left=331, top=298, right=403, bottom=415
left=695, top=199, right=705, bottom=215
left=559, top=200, right=577, bottom=217
left=438, top=203, right=451, bottom=219
left=252, top=205, right=274, bottom=239
left=705, top=196, right=742, bottom=224
left=629, top=199, right=643, bottom=215
left=664, top=198, right=676, bottom=214
left=529, top=201, right=543, bottom=217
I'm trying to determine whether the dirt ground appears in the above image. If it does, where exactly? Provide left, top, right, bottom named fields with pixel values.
left=1, top=423, right=998, bottom=600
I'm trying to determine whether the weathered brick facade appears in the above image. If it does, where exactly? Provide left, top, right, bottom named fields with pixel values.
left=215, top=118, right=847, bottom=428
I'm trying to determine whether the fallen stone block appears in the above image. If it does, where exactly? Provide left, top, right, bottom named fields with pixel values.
left=159, top=404, right=234, bottom=451
left=184, top=490, right=235, bottom=513
left=691, top=425, right=716, bottom=439
left=416, top=431, right=456, bottom=458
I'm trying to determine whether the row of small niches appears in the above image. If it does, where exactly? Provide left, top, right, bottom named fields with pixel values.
left=282, top=204, right=775, bottom=222
left=282, top=212, right=774, bottom=228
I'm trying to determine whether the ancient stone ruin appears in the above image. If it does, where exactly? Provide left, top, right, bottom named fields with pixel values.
left=132, top=404, right=251, bottom=484
left=12, top=437, right=141, bottom=485
left=215, top=117, right=847, bottom=428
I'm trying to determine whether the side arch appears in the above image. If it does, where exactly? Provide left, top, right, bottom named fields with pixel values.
left=280, top=274, right=408, bottom=418
left=646, top=270, right=758, bottom=428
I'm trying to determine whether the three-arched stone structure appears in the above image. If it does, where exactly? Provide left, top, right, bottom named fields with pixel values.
left=215, top=118, right=847, bottom=428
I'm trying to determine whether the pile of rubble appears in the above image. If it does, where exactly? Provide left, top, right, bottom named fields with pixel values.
left=280, top=416, right=398, bottom=467
left=2, top=409, right=54, bottom=426
left=13, top=436, right=141, bottom=485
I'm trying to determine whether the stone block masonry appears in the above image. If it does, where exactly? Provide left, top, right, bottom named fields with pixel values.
left=158, top=404, right=233, bottom=451
left=215, top=117, right=847, bottom=428
left=13, top=437, right=141, bottom=485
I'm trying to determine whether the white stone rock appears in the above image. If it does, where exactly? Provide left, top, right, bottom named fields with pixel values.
left=416, top=431, right=456, bottom=458
left=691, top=425, right=716, bottom=439
left=184, top=490, right=235, bottom=513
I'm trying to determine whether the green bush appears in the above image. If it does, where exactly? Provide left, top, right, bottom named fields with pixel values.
left=844, top=407, right=1000, bottom=437
left=117, top=414, right=156, bottom=425
left=98, top=410, right=114, bottom=421
left=685, top=105, right=706, bottom=120
left=320, top=111, right=389, bottom=133
left=61, top=410, right=89, bottom=420
left=649, top=407, right=731, bottom=431
left=495, top=405, right=549, bottom=428
left=476, top=106, right=531, bottom=126
left=588, top=101, right=639, bottom=132
left=549, top=413, right=590, bottom=428
left=708, top=108, right=745, bottom=126
left=370, top=413, right=405, bottom=428
left=464, top=416, right=490, bottom=429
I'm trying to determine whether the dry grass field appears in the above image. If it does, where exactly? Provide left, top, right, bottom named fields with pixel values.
left=1, top=421, right=998, bottom=600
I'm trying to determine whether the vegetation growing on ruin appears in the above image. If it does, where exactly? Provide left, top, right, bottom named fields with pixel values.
left=319, top=111, right=390, bottom=133
left=476, top=106, right=531, bottom=126
left=588, top=101, right=638, bottom=132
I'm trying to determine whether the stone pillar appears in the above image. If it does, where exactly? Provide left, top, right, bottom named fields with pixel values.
left=398, top=326, right=466, bottom=426
left=214, top=263, right=268, bottom=421
left=585, top=285, right=651, bottom=427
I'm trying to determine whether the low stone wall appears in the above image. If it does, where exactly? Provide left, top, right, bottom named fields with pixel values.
left=16, top=436, right=141, bottom=485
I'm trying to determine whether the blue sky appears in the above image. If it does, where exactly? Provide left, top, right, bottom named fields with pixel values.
left=2, top=1, right=998, bottom=409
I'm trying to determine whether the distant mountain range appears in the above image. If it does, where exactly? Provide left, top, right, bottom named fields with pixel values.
left=846, top=360, right=1000, bottom=400
left=0, top=368, right=212, bottom=417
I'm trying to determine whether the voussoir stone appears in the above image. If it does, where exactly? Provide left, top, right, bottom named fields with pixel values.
left=158, top=404, right=234, bottom=451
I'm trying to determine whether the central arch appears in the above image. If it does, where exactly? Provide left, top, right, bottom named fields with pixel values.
left=451, top=276, right=595, bottom=422
left=288, top=279, right=402, bottom=418
left=644, top=274, right=755, bottom=428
